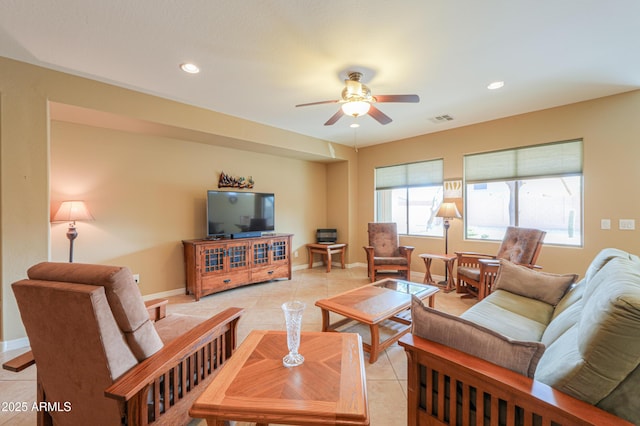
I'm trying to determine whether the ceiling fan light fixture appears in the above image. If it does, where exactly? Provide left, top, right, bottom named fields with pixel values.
left=341, top=101, right=370, bottom=117
left=487, top=81, right=504, bottom=90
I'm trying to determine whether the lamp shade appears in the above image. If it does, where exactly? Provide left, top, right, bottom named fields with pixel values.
left=52, top=201, right=94, bottom=223
left=341, top=101, right=371, bottom=117
left=436, top=202, right=461, bottom=219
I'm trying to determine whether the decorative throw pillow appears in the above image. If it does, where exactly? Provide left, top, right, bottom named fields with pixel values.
left=411, top=296, right=545, bottom=377
left=493, top=260, right=578, bottom=306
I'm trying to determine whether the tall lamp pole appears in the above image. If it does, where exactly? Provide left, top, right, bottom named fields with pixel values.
left=435, top=202, right=462, bottom=281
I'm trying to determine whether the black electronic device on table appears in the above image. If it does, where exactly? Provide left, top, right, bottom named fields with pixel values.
left=316, top=228, right=337, bottom=244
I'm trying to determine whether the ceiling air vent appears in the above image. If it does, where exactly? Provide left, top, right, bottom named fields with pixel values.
left=429, top=114, right=454, bottom=124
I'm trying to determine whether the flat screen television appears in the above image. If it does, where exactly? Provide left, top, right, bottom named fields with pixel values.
left=206, top=191, right=275, bottom=237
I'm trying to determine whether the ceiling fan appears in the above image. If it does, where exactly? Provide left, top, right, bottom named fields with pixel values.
left=295, top=71, right=420, bottom=126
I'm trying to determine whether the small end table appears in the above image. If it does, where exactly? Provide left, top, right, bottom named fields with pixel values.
left=420, top=253, right=457, bottom=293
left=306, top=243, right=347, bottom=272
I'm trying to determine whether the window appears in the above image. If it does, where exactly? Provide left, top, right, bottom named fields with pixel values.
left=375, top=159, right=444, bottom=236
left=464, top=140, right=583, bottom=246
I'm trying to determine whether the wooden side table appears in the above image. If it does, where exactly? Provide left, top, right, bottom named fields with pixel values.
left=420, top=253, right=457, bottom=292
left=306, top=243, right=347, bottom=272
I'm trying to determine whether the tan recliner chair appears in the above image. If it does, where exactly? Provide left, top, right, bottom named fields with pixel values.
left=456, top=226, right=546, bottom=300
left=9, top=262, right=243, bottom=426
left=363, top=222, right=414, bottom=283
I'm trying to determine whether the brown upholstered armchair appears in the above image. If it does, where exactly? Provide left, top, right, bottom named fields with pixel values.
left=363, top=222, right=414, bottom=282
left=456, top=226, right=546, bottom=300
left=7, top=262, right=243, bottom=426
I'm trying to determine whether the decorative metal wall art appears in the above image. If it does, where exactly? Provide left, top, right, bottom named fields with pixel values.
left=218, top=171, right=255, bottom=189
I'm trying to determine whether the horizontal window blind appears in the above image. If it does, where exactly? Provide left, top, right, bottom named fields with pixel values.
left=465, top=140, right=582, bottom=183
left=375, top=159, right=443, bottom=190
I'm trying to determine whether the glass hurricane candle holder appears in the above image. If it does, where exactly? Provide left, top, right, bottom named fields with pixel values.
left=281, top=301, right=305, bottom=367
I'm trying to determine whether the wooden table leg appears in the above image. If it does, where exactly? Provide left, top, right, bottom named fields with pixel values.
left=445, top=260, right=456, bottom=292
left=422, top=257, right=434, bottom=284
left=320, top=309, right=330, bottom=332
left=307, top=247, right=314, bottom=269
left=340, top=247, right=346, bottom=269
left=427, top=293, right=436, bottom=308
left=325, top=247, right=331, bottom=273
left=369, top=324, right=380, bottom=363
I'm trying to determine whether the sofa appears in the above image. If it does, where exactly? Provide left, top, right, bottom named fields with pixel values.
left=401, top=248, right=640, bottom=425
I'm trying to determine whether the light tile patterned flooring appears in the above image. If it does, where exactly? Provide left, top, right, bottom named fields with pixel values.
left=0, top=266, right=475, bottom=426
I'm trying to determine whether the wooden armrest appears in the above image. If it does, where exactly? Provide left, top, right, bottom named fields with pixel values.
left=363, top=246, right=374, bottom=259
left=478, top=258, right=501, bottom=274
left=455, top=251, right=496, bottom=259
left=478, top=258, right=500, bottom=265
left=509, top=262, right=543, bottom=270
left=399, top=246, right=414, bottom=260
left=105, top=307, right=243, bottom=401
left=144, top=298, right=168, bottom=321
left=2, top=350, right=35, bottom=372
left=399, top=334, right=632, bottom=425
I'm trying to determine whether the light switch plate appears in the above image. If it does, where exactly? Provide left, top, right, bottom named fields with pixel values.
left=619, top=219, right=636, bottom=230
left=601, top=219, right=611, bottom=230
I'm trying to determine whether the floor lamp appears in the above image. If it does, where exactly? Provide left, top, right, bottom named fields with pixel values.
left=436, top=202, right=461, bottom=281
left=51, top=200, right=94, bottom=263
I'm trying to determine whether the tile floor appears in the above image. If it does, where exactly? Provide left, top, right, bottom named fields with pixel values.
left=0, top=266, right=476, bottom=426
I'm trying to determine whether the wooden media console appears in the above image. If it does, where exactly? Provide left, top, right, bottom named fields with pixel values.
left=183, top=234, right=293, bottom=300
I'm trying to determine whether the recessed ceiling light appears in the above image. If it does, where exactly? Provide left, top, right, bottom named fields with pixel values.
left=350, top=123, right=360, bottom=128
left=180, top=63, right=200, bottom=74
left=487, top=81, right=505, bottom=90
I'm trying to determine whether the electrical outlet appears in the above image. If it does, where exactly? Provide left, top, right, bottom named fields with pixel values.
left=294, top=250, right=299, bottom=258
left=133, top=274, right=140, bottom=284
left=619, top=219, right=636, bottom=230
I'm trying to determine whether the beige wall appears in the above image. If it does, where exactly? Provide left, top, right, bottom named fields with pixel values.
left=357, top=90, right=640, bottom=277
left=0, top=57, right=354, bottom=343
left=50, top=121, right=328, bottom=295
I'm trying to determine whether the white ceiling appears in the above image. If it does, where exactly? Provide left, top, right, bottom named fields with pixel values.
left=1, top=0, right=639, bottom=147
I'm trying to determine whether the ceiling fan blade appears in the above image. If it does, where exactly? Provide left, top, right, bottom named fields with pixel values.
left=368, top=105, right=393, bottom=125
left=374, top=94, right=420, bottom=103
left=295, top=100, right=339, bottom=107
left=324, top=109, right=344, bottom=126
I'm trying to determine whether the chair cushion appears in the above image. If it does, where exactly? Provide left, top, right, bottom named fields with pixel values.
left=411, top=296, right=544, bottom=377
left=368, top=222, right=400, bottom=257
left=493, top=260, right=577, bottom=306
left=374, top=256, right=408, bottom=266
left=457, top=266, right=481, bottom=281
left=12, top=280, right=138, bottom=425
left=495, top=226, right=545, bottom=264
left=28, top=262, right=163, bottom=361
left=461, top=290, right=553, bottom=341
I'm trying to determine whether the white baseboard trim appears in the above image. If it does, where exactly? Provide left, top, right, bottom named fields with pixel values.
left=295, top=261, right=366, bottom=271
left=142, top=288, right=186, bottom=301
left=1, top=337, right=30, bottom=352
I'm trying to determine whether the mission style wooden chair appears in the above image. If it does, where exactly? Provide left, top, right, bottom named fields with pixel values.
left=363, top=222, right=414, bottom=283
left=456, top=226, right=546, bottom=300
left=7, top=262, right=243, bottom=426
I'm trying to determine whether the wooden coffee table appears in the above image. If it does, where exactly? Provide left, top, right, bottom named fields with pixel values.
left=190, top=330, right=369, bottom=426
left=315, top=279, right=439, bottom=363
